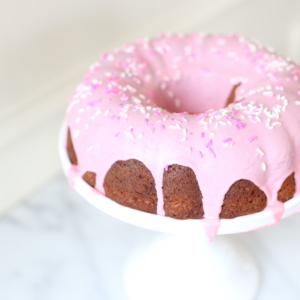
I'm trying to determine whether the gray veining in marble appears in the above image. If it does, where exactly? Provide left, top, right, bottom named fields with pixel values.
left=0, top=175, right=300, bottom=300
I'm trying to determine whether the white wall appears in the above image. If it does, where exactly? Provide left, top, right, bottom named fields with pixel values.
left=1, top=0, right=300, bottom=215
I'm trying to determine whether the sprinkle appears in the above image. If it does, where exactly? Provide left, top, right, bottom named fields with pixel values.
left=175, top=99, right=181, bottom=107
left=144, top=118, right=148, bottom=124
left=138, top=133, right=143, bottom=138
left=296, top=101, right=300, bottom=105
left=75, top=117, right=81, bottom=123
left=115, top=132, right=120, bottom=137
left=169, top=125, right=177, bottom=129
left=205, top=139, right=213, bottom=148
left=104, top=110, right=109, bottom=116
left=183, top=129, right=187, bottom=136
left=262, top=162, right=267, bottom=171
left=201, top=132, right=205, bottom=138
left=87, top=146, right=93, bottom=152
left=198, top=151, right=203, bottom=158
left=223, top=138, right=232, bottom=143
left=236, top=123, right=246, bottom=130
left=263, top=91, right=273, bottom=97
left=209, top=132, right=215, bottom=137
left=257, top=148, right=264, bottom=155
left=207, top=148, right=216, bottom=158
left=188, top=147, right=192, bottom=153
left=84, top=124, right=89, bottom=129
left=110, top=115, right=116, bottom=120
left=271, top=121, right=281, bottom=127
left=248, top=136, right=257, bottom=143
left=160, top=125, right=165, bottom=130
left=165, top=164, right=168, bottom=171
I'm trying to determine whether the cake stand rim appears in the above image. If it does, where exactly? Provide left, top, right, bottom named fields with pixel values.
left=59, top=121, right=300, bottom=235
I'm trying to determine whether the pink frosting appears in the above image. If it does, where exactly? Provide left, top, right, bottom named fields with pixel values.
left=66, top=33, right=300, bottom=240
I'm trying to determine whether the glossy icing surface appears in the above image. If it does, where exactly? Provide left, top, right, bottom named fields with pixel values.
left=66, top=33, right=300, bottom=240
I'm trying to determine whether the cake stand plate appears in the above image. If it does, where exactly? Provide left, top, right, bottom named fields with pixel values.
left=59, top=123, right=300, bottom=300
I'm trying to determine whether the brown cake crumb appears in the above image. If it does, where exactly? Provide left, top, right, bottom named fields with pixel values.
left=103, top=159, right=158, bottom=214
left=277, top=173, right=295, bottom=202
left=163, top=164, right=204, bottom=219
left=82, top=171, right=96, bottom=187
left=220, top=179, right=267, bottom=219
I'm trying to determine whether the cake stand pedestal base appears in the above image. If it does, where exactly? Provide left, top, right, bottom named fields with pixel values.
left=124, top=233, right=259, bottom=300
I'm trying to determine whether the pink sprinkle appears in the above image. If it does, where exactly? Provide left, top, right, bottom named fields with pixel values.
left=205, top=139, right=212, bottom=148
left=129, top=127, right=134, bottom=133
left=101, top=52, right=108, bottom=60
left=149, top=126, right=155, bottom=133
left=236, top=123, right=246, bottom=130
left=208, top=147, right=216, bottom=158
left=226, top=117, right=239, bottom=123
left=144, top=118, right=148, bottom=124
left=160, top=125, right=165, bottom=130
left=198, top=151, right=203, bottom=158
left=110, top=115, right=116, bottom=120
left=115, top=133, right=120, bottom=137
left=201, top=132, right=205, bottom=138
left=223, top=138, right=232, bottom=143
left=248, top=136, right=257, bottom=143
left=189, top=132, right=193, bottom=135
left=197, top=114, right=206, bottom=119
left=88, top=99, right=101, bottom=106
left=231, top=108, right=238, bottom=115
left=164, top=164, right=168, bottom=171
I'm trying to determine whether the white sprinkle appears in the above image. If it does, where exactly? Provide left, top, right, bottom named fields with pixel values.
left=219, top=121, right=226, bottom=125
left=95, top=110, right=101, bottom=115
left=84, top=124, right=89, bottom=129
left=214, top=122, right=219, bottom=129
left=296, top=101, right=300, bottom=105
left=188, top=147, right=192, bottom=153
left=160, top=83, right=166, bottom=90
left=78, top=108, right=85, bottom=113
left=169, top=125, right=177, bottom=129
left=183, top=129, right=187, bottom=136
left=75, top=117, right=81, bottom=123
left=209, top=132, right=215, bottom=137
left=87, top=146, right=93, bottom=152
left=262, top=162, right=267, bottom=171
left=175, top=98, right=181, bottom=108
left=271, top=121, right=281, bottom=127
left=257, top=148, right=265, bottom=156
left=107, top=54, right=114, bottom=61
left=138, top=133, right=143, bottom=138
left=72, top=130, right=80, bottom=138
left=168, top=91, right=174, bottom=98
left=104, top=110, right=109, bottom=116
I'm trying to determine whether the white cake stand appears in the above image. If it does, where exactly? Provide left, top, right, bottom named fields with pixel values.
left=59, top=123, right=300, bottom=300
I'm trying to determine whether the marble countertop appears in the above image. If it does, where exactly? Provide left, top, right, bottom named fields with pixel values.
left=1, top=175, right=300, bottom=300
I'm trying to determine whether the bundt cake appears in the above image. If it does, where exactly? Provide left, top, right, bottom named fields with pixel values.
left=65, top=33, right=300, bottom=236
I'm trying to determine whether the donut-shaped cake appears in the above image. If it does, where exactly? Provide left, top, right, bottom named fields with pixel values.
left=66, top=33, right=300, bottom=237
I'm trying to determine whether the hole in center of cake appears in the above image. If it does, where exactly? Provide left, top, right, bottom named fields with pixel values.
left=153, top=71, right=241, bottom=114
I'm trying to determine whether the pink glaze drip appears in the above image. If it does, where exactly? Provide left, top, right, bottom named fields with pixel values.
left=66, top=33, right=300, bottom=240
